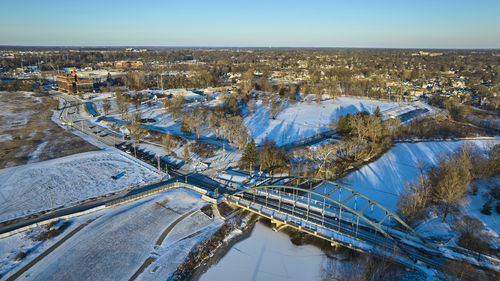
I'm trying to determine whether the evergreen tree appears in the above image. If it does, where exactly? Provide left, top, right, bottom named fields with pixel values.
left=242, top=138, right=258, bottom=166
left=336, top=113, right=352, bottom=136
left=374, top=106, right=381, bottom=117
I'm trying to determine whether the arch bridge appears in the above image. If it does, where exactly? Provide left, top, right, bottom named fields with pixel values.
left=226, top=176, right=442, bottom=268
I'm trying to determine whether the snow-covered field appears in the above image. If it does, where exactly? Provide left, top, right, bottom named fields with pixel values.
left=245, top=97, right=403, bottom=146
left=0, top=92, right=39, bottom=133
left=0, top=188, right=220, bottom=281
left=199, top=221, right=331, bottom=281
left=0, top=149, right=159, bottom=222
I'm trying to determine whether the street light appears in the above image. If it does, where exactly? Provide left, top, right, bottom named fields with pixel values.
left=47, top=186, right=54, bottom=211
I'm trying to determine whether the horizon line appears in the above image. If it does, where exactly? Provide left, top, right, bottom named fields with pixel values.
left=1, top=45, right=499, bottom=51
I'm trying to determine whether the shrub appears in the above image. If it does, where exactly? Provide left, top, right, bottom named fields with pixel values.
left=189, top=141, right=216, bottom=158
left=440, top=260, right=477, bottom=281
left=161, top=133, right=180, bottom=153
left=481, top=201, right=492, bottom=215
left=491, top=186, right=500, bottom=200
left=46, top=220, right=58, bottom=230
left=454, top=216, right=491, bottom=253
left=200, top=205, right=213, bottom=218
left=35, top=221, right=71, bottom=241
left=14, top=252, right=27, bottom=261
left=169, top=216, right=243, bottom=281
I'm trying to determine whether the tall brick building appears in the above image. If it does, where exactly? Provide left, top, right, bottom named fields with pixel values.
left=57, top=68, right=93, bottom=94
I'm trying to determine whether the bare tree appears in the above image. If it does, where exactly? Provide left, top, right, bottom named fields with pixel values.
left=429, top=148, right=472, bottom=223
left=182, top=145, right=190, bottom=163
left=397, top=173, right=431, bottom=223
left=192, top=113, right=205, bottom=140
left=125, top=71, right=146, bottom=91
left=126, top=122, right=148, bottom=143
left=270, top=95, right=282, bottom=119
left=116, top=92, right=129, bottom=120
left=181, top=115, right=197, bottom=134
left=161, top=133, right=178, bottom=154
left=102, top=99, right=111, bottom=116
left=208, top=110, right=225, bottom=140
left=168, top=95, right=186, bottom=120
left=308, top=144, right=338, bottom=179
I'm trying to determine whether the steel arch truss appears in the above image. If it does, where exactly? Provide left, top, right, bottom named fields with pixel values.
left=234, top=176, right=430, bottom=248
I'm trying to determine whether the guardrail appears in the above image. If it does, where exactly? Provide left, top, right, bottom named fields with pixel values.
left=0, top=206, right=105, bottom=239
left=445, top=245, right=500, bottom=270
left=105, top=181, right=209, bottom=208
left=1, top=181, right=212, bottom=238
left=393, top=136, right=498, bottom=143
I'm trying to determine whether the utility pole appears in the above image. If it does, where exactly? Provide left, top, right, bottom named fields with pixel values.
left=126, top=170, right=129, bottom=191
left=134, top=141, right=137, bottom=158
left=157, top=155, right=161, bottom=176
left=160, top=73, right=163, bottom=91
left=47, top=186, right=54, bottom=211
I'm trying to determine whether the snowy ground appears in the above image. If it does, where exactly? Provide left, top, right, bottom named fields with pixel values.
left=0, top=217, right=87, bottom=279
left=138, top=209, right=222, bottom=281
left=1, top=188, right=220, bottom=281
left=64, top=92, right=242, bottom=176
left=85, top=93, right=421, bottom=148
left=0, top=92, right=37, bottom=133
left=315, top=139, right=500, bottom=236
left=0, top=149, right=159, bottom=222
left=1, top=92, right=98, bottom=168
left=245, top=97, right=406, bottom=146
left=461, top=177, right=500, bottom=242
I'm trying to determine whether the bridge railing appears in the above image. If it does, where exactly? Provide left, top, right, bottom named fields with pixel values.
left=264, top=188, right=414, bottom=238
left=105, top=180, right=208, bottom=208
left=230, top=186, right=433, bottom=251
left=229, top=192, right=395, bottom=247
left=242, top=178, right=434, bottom=249
left=228, top=195, right=400, bottom=253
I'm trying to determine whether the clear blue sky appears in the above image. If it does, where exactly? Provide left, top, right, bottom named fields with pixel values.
left=1, top=0, right=499, bottom=48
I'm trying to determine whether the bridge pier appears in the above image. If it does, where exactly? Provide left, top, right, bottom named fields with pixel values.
left=330, top=240, right=342, bottom=250
left=211, top=204, right=224, bottom=220
left=271, top=220, right=288, bottom=232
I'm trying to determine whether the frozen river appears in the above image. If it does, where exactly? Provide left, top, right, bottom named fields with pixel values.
left=199, top=221, right=328, bottom=281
